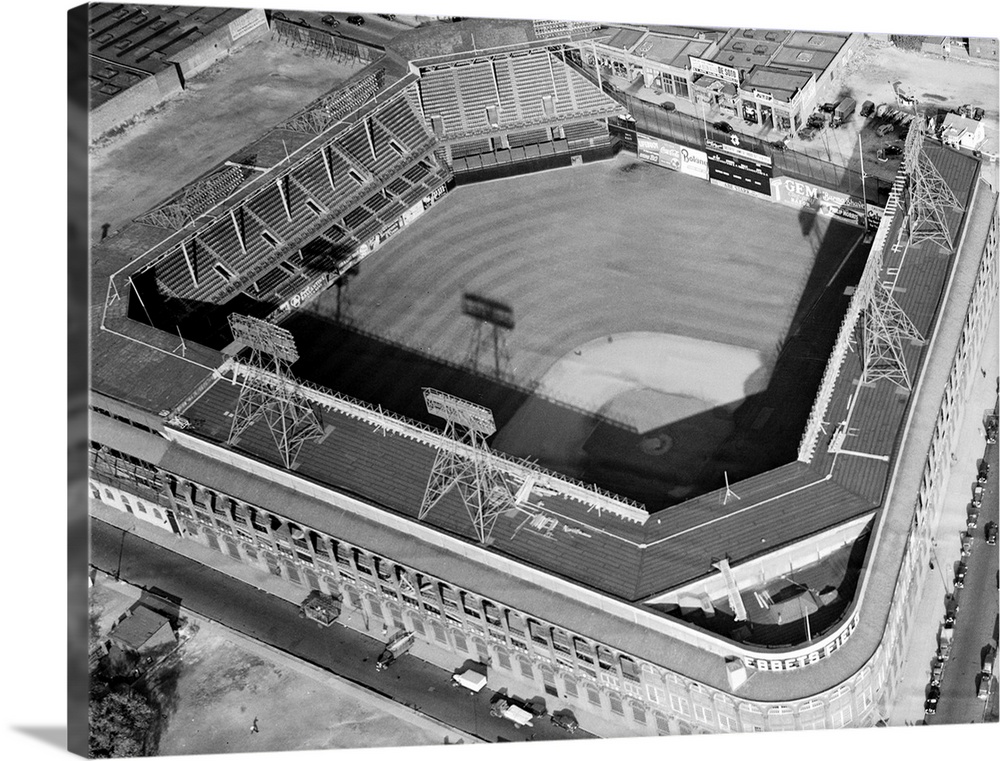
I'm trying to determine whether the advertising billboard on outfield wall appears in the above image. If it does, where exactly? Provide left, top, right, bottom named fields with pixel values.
left=770, top=176, right=883, bottom=230
left=636, top=134, right=709, bottom=180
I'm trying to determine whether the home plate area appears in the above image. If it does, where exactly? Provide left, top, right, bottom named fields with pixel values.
left=493, top=332, right=770, bottom=506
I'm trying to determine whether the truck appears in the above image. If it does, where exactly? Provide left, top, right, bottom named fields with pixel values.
left=375, top=630, right=415, bottom=672
left=832, top=97, right=856, bottom=127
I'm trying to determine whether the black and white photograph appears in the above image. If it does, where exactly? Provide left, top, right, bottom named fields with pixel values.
left=10, top=1, right=1000, bottom=759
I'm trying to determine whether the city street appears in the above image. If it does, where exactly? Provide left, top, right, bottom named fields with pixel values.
left=89, top=517, right=591, bottom=745
left=926, top=420, right=999, bottom=725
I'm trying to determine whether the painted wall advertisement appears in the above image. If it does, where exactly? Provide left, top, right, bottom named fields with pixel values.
left=636, top=134, right=709, bottom=180
left=770, top=176, right=883, bottom=229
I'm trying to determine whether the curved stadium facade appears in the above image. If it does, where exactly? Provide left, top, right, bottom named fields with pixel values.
left=89, top=20, right=999, bottom=737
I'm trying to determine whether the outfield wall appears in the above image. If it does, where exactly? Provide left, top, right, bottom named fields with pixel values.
left=634, top=132, right=883, bottom=229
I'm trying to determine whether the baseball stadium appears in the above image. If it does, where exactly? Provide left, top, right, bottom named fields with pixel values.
left=90, top=12, right=999, bottom=738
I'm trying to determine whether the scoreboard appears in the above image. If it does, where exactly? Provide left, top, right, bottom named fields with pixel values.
left=705, top=138, right=772, bottom=199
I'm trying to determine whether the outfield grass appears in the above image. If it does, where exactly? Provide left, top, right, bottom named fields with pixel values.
left=311, top=153, right=856, bottom=385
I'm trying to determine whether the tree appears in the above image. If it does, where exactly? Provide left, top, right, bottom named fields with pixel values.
left=889, top=34, right=925, bottom=52
left=89, top=690, right=155, bottom=758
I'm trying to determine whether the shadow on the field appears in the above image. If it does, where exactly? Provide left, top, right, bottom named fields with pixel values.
left=126, top=236, right=350, bottom=348
left=581, top=218, right=871, bottom=509
left=280, top=307, right=639, bottom=443
left=125, top=214, right=870, bottom=512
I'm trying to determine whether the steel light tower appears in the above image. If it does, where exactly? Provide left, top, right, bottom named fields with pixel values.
left=227, top=313, right=325, bottom=469
left=904, top=112, right=963, bottom=251
left=419, top=388, right=516, bottom=544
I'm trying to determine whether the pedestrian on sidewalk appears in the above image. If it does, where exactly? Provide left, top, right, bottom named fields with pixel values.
left=250, top=717, right=259, bottom=735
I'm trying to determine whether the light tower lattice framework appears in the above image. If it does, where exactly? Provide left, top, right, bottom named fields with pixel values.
left=857, top=177, right=923, bottom=390
left=419, top=388, right=517, bottom=545
left=904, top=113, right=964, bottom=251
left=226, top=314, right=325, bottom=469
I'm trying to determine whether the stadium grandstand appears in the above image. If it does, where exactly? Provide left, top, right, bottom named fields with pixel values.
left=91, top=13, right=999, bottom=739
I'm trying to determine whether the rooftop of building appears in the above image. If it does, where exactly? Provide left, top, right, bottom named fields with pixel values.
left=632, top=34, right=713, bottom=69
left=108, top=605, right=172, bottom=650
left=942, top=112, right=986, bottom=134
left=88, top=3, right=251, bottom=108
left=739, top=65, right=814, bottom=102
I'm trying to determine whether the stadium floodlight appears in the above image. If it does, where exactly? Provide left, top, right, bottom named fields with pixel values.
left=904, top=114, right=963, bottom=251
left=226, top=313, right=323, bottom=469
left=423, top=388, right=497, bottom=436
left=228, top=313, right=299, bottom=364
left=419, top=388, right=513, bottom=544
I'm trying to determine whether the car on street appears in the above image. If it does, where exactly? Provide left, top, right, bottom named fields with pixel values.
left=986, top=521, right=998, bottom=545
left=819, top=102, right=837, bottom=113
left=713, top=121, right=734, bottom=133
left=954, top=561, right=967, bottom=588
left=346, top=15, right=365, bottom=25
left=377, top=14, right=396, bottom=20
left=797, top=126, right=817, bottom=141
left=860, top=100, right=875, bottom=118
left=986, top=416, right=998, bottom=443
left=978, top=462, right=989, bottom=483
left=321, top=14, right=339, bottom=26
left=925, top=686, right=941, bottom=714
left=806, top=113, right=826, bottom=129
left=876, top=123, right=895, bottom=137
left=550, top=712, right=579, bottom=733
left=930, top=657, right=944, bottom=685
left=972, top=107, right=985, bottom=121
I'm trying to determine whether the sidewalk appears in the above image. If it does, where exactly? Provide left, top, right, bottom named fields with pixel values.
left=889, top=298, right=999, bottom=725
left=89, top=501, right=478, bottom=743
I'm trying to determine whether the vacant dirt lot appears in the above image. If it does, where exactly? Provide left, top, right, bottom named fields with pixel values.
left=154, top=619, right=445, bottom=755
left=788, top=36, right=1000, bottom=173
left=89, top=36, right=365, bottom=245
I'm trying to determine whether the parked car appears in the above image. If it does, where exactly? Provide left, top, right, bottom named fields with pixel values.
left=770, top=138, right=787, bottom=151
left=860, top=100, right=875, bottom=118
left=977, top=462, right=989, bottom=483
left=986, top=416, right=998, bottom=443
left=377, top=14, right=396, bottom=20
left=962, top=531, right=975, bottom=556
left=973, top=485, right=984, bottom=507
left=713, top=120, right=734, bottom=134
left=321, top=14, right=340, bottom=26
left=876, top=123, right=895, bottom=137
left=972, top=107, right=985, bottom=121
left=884, top=143, right=904, bottom=157
left=819, top=102, right=837, bottom=113
left=954, top=561, right=967, bottom=588
left=550, top=713, right=579, bottom=733
left=925, top=686, right=941, bottom=714
left=807, top=113, right=826, bottom=129
left=797, top=127, right=817, bottom=141
left=931, top=657, right=944, bottom=685
left=986, top=521, right=998, bottom=545
left=346, top=15, right=365, bottom=25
